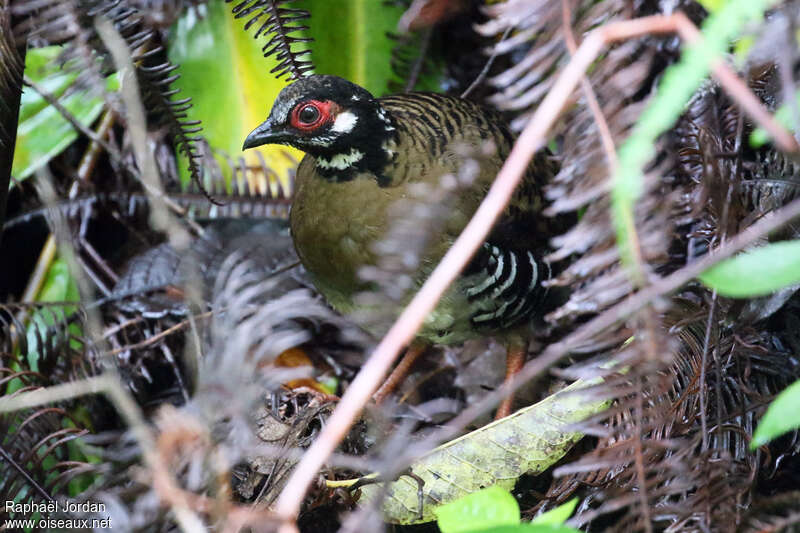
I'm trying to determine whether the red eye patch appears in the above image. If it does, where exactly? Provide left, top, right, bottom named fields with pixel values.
left=290, top=100, right=338, bottom=132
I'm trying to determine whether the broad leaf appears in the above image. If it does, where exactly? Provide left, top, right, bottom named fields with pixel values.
left=436, top=486, right=520, bottom=533
left=751, top=379, right=800, bottom=449
left=168, top=1, right=304, bottom=190
left=295, top=0, right=406, bottom=96
left=698, top=240, right=800, bottom=297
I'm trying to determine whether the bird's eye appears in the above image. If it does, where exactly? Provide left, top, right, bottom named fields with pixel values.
left=298, top=104, right=320, bottom=125
left=290, top=100, right=334, bottom=132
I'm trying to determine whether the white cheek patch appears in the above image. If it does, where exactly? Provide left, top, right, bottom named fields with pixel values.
left=317, top=148, right=365, bottom=170
left=331, top=111, right=358, bottom=133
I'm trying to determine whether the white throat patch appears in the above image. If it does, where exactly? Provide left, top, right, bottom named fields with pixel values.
left=316, top=148, right=365, bottom=170
left=331, top=111, right=358, bottom=133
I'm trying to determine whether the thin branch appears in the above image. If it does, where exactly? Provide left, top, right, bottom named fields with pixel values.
left=632, top=375, right=653, bottom=533
left=461, top=27, right=512, bottom=100
left=404, top=26, right=434, bottom=93
left=0, top=444, right=55, bottom=503
left=560, top=0, right=617, bottom=172
left=272, top=13, right=800, bottom=530
left=562, top=16, right=656, bottom=525
left=20, top=235, right=57, bottom=302
left=698, top=292, right=717, bottom=451
left=24, top=75, right=119, bottom=157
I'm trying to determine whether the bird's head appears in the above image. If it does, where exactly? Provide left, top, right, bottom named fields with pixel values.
left=243, top=75, right=397, bottom=179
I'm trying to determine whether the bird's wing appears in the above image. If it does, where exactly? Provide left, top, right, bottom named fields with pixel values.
left=460, top=241, right=551, bottom=331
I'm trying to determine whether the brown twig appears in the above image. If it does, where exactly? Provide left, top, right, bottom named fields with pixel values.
left=631, top=375, right=653, bottom=533
left=461, top=27, right=513, bottom=100
left=560, top=0, right=618, bottom=172
left=272, top=13, right=800, bottom=530
left=103, top=311, right=214, bottom=356
left=75, top=110, right=115, bottom=189
left=404, top=26, right=434, bottom=93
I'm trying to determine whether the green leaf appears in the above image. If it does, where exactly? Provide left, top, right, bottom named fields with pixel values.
left=37, top=257, right=80, bottom=303
left=697, top=0, right=726, bottom=13
left=531, top=499, right=578, bottom=526
left=295, top=0, right=406, bottom=95
left=436, top=486, right=520, bottom=533
left=65, top=413, right=101, bottom=497
left=475, top=526, right=581, bottom=533
left=168, top=1, right=304, bottom=190
left=24, top=258, right=80, bottom=373
left=611, top=0, right=777, bottom=274
left=12, top=46, right=118, bottom=182
left=751, top=379, right=800, bottom=449
left=698, top=240, right=800, bottom=297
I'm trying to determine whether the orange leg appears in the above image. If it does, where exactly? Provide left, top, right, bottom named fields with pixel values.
left=373, top=340, right=430, bottom=405
left=495, top=339, right=528, bottom=419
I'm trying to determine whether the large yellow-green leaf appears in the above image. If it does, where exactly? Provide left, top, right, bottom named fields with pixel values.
left=295, top=0, right=406, bottom=96
left=11, top=46, right=117, bottom=182
left=168, top=1, right=304, bottom=190
left=360, top=379, right=611, bottom=524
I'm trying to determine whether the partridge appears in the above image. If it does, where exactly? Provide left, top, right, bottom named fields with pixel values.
left=243, top=75, right=561, bottom=417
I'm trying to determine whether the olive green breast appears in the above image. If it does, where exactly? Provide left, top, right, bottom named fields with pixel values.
left=289, top=150, right=496, bottom=344
left=289, top=156, right=400, bottom=312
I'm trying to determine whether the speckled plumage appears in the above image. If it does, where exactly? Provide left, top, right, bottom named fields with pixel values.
left=244, top=75, right=559, bottom=345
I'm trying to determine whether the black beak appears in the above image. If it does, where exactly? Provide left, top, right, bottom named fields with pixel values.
left=242, top=118, right=284, bottom=150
